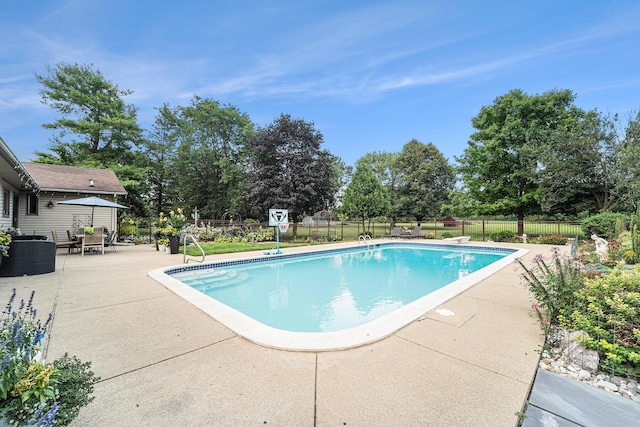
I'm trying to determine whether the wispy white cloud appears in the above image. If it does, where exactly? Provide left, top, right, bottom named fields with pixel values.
left=199, top=2, right=640, bottom=104
left=192, top=3, right=470, bottom=100
left=2, top=1, right=640, bottom=140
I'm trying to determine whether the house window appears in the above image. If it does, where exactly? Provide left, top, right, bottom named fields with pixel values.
left=2, top=189, right=9, bottom=217
left=27, top=194, right=38, bottom=215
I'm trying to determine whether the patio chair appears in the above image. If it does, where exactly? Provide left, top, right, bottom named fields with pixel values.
left=81, top=226, right=105, bottom=256
left=66, top=230, right=82, bottom=252
left=384, top=227, right=401, bottom=239
left=401, top=226, right=424, bottom=239
left=104, top=230, right=118, bottom=252
left=51, top=230, right=79, bottom=253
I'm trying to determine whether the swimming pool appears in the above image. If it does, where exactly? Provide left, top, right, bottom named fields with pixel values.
left=149, top=241, right=528, bottom=351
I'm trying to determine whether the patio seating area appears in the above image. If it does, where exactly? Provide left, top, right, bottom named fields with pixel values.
left=51, top=230, right=79, bottom=253
left=80, top=226, right=105, bottom=255
left=400, top=225, right=424, bottom=238
left=51, top=227, right=114, bottom=256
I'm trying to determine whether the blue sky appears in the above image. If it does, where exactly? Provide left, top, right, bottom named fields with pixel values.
left=2, top=1, right=640, bottom=167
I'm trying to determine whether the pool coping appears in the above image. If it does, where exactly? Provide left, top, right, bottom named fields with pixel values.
left=148, top=240, right=529, bottom=351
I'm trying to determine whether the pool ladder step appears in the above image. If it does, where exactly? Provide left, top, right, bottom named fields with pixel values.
left=358, top=234, right=373, bottom=247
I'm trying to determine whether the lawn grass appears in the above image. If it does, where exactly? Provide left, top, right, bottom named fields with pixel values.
left=183, top=240, right=322, bottom=256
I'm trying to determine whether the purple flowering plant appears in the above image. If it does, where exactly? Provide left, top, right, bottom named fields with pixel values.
left=1, top=289, right=58, bottom=425
left=515, top=248, right=588, bottom=334
left=1, top=289, right=99, bottom=426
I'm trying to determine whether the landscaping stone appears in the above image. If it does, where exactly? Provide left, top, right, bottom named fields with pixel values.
left=541, top=328, right=639, bottom=404
left=598, top=380, right=618, bottom=392
left=564, top=330, right=599, bottom=373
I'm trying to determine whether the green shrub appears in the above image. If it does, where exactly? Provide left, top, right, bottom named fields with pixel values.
left=622, top=250, right=637, bottom=264
left=581, top=212, right=628, bottom=239
left=489, top=230, right=515, bottom=242
left=189, top=225, right=274, bottom=243
left=516, top=248, right=586, bottom=333
left=440, top=232, right=454, bottom=239
left=562, top=266, right=640, bottom=377
left=531, top=234, right=570, bottom=245
left=51, top=354, right=99, bottom=426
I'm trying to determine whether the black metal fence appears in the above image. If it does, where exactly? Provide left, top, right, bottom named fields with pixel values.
left=119, top=218, right=586, bottom=243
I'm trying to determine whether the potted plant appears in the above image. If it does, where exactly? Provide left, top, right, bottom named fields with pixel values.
left=155, top=209, right=187, bottom=254
left=0, top=230, right=12, bottom=266
left=167, top=209, right=187, bottom=254
left=157, top=238, right=169, bottom=251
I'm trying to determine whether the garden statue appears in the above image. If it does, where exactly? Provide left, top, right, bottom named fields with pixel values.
left=591, top=234, right=608, bottom=262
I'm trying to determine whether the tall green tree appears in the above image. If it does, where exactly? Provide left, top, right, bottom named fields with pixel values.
left=618, top=111, right=640, bottom=210
left=535, top=111, right=623, bottom=215
left=242, top=114, right=338, bottom=225
left=341, top=161, right=390, bottom=233
left=454, top=88, right=584, bottom=233
left=171, top=96, right=254, bottom=219
left=111, top=164, right=150, bottom=217
left=331, top=156, right=352, bottom=208
left=358, top=151, right=397, bottom=187
left=393, top=139, right=455, bottom=221
left=140, top=104, right=180, bottom=216
left=358, top=151, right=398, bottom=222
left=34, top=62, right=142, bottom=167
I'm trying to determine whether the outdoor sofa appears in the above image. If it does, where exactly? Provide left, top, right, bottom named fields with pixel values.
left=0, top=235, right=56, bottom=277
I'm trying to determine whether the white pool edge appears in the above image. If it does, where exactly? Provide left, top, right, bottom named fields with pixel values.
left=148, top=242, right=529, bottom=352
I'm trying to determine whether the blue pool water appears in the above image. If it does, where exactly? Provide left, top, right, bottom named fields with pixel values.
left=169, top=243, right=512, bottom=333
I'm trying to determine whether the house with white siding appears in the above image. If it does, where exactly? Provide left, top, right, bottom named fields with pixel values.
left=1, top=137, right=127, bottom=238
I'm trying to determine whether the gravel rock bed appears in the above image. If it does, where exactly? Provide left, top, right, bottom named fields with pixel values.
left=539, top=329, right=640, bottom=403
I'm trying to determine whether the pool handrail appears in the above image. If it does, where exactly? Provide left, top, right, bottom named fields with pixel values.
left=358, top=234, right=372, bottom=247
left=183, top=233, right=205, bottom=264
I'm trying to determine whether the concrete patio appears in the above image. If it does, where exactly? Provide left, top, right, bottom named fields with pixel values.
left=2, top=241, right=552, bottom=426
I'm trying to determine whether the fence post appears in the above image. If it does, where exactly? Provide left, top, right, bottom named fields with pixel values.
left=482, top=221, right=486, bottom=241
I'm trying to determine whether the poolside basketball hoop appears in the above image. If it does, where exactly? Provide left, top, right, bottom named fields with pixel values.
left=278, top=222, right=289, bottom=234
left=266, top=209, right=289, bottom=255
left=269, top=209, right=288, bottom=226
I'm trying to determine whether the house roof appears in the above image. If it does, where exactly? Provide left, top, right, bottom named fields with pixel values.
left=22, top=163, right=127, bottom=196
